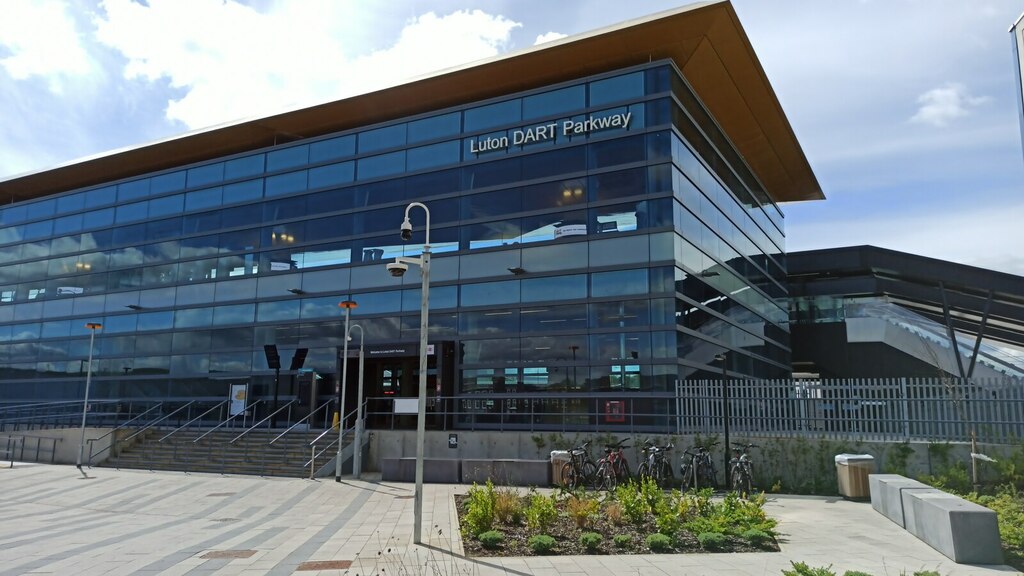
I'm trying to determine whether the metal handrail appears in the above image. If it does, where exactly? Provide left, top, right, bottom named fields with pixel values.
left=230, top=400, right=296, bottom=444
left=303, top=403, right=363, bottom=470
left=159, top=401, right=226, bottom=442
left=193, top=399, right=265, bottom=443
left=118, top=401, right=195, bottom=445
left=86, top=402, right=165, bottom=465
left=270, top=400, right=332, bottom=445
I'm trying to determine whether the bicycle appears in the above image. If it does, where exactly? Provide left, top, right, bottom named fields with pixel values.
left=729, top=442, right=758, bottom=497
left=595, top=438, right=631, bottom=490
left=679, top=441, right=718, bottom=491
left=636, top=439, right=674, bottom=488
left=560, top=441, right=598, bottom=490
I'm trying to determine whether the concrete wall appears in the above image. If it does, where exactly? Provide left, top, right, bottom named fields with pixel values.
left=4, top=428, right=119, bottom=465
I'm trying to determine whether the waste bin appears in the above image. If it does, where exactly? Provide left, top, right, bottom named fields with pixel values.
left=835, top=454, right=875, bottom=500
left=550, top=450, right=570, bottom=487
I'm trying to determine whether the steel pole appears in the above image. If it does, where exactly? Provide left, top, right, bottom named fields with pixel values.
left=720, top=355, right=730, bottom=485
left=77, top=323, right=101, bottom=474
left=413, top=243, right=430, bottom=544
left=351, top=325, right=365, bottom=477
left=335, top=302, right=355, bottom=481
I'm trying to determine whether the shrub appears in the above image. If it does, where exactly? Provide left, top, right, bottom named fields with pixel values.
left=525, top=492, right=558, bottom=532
left=579, top=532, right=602, bottom=551
left=639, top=475, right=666, bottom=510
left=696, top=531, right=726, bottom=550
left=528, top=534, right=557, bottom=555
left=604, top=501, right=624, bottom=525
left=494, top=487, right=522, bottom=525
left=612, top=534, right=632, bottom=549
left=782, top=561, right=836, bottom=576
left=477, top=530, right=504, bottom=550
left=566, top=493, right=600, bottom=528
left=741, top=528, right=771, bottom=547
left=655, top=507, right=681, bottom=536
left=615, top=481, right=650, bottom=524
left=646, top=533, right=672, bottom=552
left=841, top=572, right=874, bottom=576
left=463, top=481, right=496, bottom=536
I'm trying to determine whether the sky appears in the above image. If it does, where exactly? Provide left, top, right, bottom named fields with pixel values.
left=1, top=0, right=1023, bottom=275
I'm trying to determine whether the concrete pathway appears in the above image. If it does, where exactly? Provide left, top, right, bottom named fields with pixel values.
left=0, top=462, right=1018, bottom=575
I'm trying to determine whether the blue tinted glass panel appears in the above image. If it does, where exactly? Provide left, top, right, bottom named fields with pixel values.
left=104, top=314, right=137, bottom=334
left=591, top=268, right=649, bottom=297
left=223, top=179, right=263, bottom=203
left=465, top=100, right=521, bottom=132
left=85, top=186, right=116, bottom=206
left=358, top=124, right=406, bottom=153
left=351, top=290, right=401, bottom=315
left=187, top=163, right=224, bottom=187
left=257, top=300, right=298, bottom=322
left=589, top=72, right=644, bottom=107
left=461, top=280, right=520, bottom=307
left=54, top=214, right=83, bottom=235
left=589, top=134, right=645, bottom=169
left=402, top=285, right=457, bottom=311
left=308, top=162, right=354, bottom=189
left=151, top=171, right=186, bottom=193
left=115, top=202, right=148, bottom=224
left=407, top=141, right=460, bottom=171
left=224, top=154, right=264, bottom=179
left=24, top=220, right=53, bottom=240
left=26, top=199, right=55, bottom=220
left=148, top=194, right=184, bottom=217
left=56, top=193, right=85, bottom=213
left=137, top=310, right=173, bottom=331
left=267, top=145, right=309, bottom=172
left=146, top=217, right=182, bottom=240
left=310, top=135, right=355, bottom=163
left=117, top=179, right=150, bottom=201
left=523, top=84, right=585, bottom=120
left=212, top=303, right=255, bottom=325
left=357, top=151, right=405, bottom=180
left=174, top=308, right=213, bottom=328
left=41, top=320, right=70, bottom=338
left=265, top=171, right=307, bottom=197
left=0, top=204, right=27, bottom=225
left=220, top=204, right=261, bottom=229
left=185, top=187, right=222, bottom=211
left=522, top=275, right=587, bottom=302
left=408, top=112, right=461, bottom=144
left=83, top=208, right=114, bottom=229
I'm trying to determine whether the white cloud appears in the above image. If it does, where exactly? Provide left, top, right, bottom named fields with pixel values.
left=534, top=32, right=568, bottom=45
left=0, top=0, right=93, bottom=92
left=93, top=0, right=521, bottom=130
left=910, top=82, right=990, bottom=127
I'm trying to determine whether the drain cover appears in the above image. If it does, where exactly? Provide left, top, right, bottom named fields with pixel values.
left=297, top=560, right=352, bottom=570
left=201, top=550, right=256, bottom=559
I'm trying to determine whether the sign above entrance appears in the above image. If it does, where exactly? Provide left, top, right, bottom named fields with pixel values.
left=357, top=343, right=436, bottom=358
left=469, top=112, right=632, bottom=154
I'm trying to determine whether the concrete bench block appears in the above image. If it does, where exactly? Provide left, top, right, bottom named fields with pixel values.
left=381, top=458, right=461, bottom=483
left=869, top=474, right=931, bottom=527
left=900, top=489, right=956, bottom=537
left=493, top=459, right=550, bottom=486
left=905, top=490, right=1003, bottom=564
left=461, top=459, right=494, bottom=484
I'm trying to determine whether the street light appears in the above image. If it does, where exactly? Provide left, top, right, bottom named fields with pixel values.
left=715, top=353, right=730, bottom=487
left=77, top=322, right=102, bottom=477
left=335, top=299, right=357, bottom=482
left=386, top=201, right=431, bottom=545
left=349, top=324, right=366, bottom=478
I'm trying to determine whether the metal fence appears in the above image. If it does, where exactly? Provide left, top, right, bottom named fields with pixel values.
left=680, top=377, right=1024, bottom=444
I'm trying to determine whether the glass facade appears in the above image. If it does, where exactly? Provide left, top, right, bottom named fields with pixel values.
left=0, top=61, right=790, bottom=428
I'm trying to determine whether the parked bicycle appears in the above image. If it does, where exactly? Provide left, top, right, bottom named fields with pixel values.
left=560, top=441, right=598, bottom=489
left=729, top=442, right=758, bottom=497
left=637, top=439, right=674, bottom=488
left=679, top=441, right=718, bottom=491
left=595, top=438, right=631, bottom=490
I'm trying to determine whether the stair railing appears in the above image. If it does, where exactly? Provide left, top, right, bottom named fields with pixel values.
left=225, top=400, right=296, bottom=475
left=259, top=399, right=334, bottom=477
left=193, top=399, right=265, bottom=475
left=304, top=402, right=364, bottom=478
left=113, top=401, right=194, bottom=471
left=158, top=400, right=227, bottom=474
left=87, top=402, right=164, bottom=467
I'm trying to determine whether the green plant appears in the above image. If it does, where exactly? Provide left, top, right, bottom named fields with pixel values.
left=494, top=486, right=522, bottom=524
left=655, top=507, right=681, bottom=536
left=477, top=530, right=504, bottom=549
left=604, top=500, right=624, bottom=525
left=579, top=531, right=602, bottom=551
left=565, top=492, right=600, bottom=528
left=463, top=481, right=496, bottom=536
left=612, top=534, right=631, bottom=548
left=528, top=534, right=557, bottom=555
left=697, top=531, right=726, bottom=550
left=645, top=532, right=672, bottom=552
left=884, top=442, right=915, bottom=476
left=742, top=528, right=771, bottom=547
left=615, top=481, right=650, bottom=524
left=841, top=572, right=874, bottom=576
left=525, top=491, right=558, bottom=532
left=639, top=475, right=666, bottom=510
left=781, top=561, right=836, bottom=576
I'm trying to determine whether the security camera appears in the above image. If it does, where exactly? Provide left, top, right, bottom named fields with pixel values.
left=386, top=262, right=409, bottom=277
left=400, top=218, right=413, bottom=241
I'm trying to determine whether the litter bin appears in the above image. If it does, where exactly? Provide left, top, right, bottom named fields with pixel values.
left=835, top=454, right=875, bottom=500
left=550, top=450, right=570, bottom=487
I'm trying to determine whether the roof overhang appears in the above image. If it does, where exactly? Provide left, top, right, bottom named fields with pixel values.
left=0, top=0, right=824, bottom=204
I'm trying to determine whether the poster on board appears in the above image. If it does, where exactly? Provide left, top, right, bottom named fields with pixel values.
left=229, top=383, right=248, bottom=416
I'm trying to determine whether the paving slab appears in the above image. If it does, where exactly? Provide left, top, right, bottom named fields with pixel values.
left=0, top=462, right=1018, bottom=575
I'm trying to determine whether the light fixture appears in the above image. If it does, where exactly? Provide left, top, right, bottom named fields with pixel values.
left=125, top=304, right=144, bottom=311
left=508, top=266, right=526, bottom=275
left=287, top=288, right=306, bottom=295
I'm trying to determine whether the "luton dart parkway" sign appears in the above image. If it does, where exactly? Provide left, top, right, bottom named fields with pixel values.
left=469, top=112, right=632, bottom=154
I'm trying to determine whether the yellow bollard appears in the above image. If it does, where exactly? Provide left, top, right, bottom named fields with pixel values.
left=332, top=411, right=340, bottom=430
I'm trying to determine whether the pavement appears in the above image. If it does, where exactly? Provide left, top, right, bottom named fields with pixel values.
left=0, top=462, right=1019, bottom=576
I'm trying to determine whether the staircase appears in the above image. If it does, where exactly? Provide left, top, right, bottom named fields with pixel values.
left=99, top=428, right=346, bottom=477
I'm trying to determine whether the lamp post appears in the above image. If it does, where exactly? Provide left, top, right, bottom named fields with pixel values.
left=349, top=324, right=366, bottom=477
left=77, top=322, right=102, bottom=476
left=715, top=353, right=730, bottom=487
left=335, top=300, right=357, bottom=481
left=387, top=201, right=431, bottom=544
